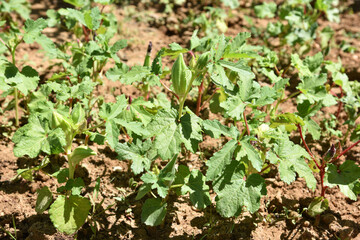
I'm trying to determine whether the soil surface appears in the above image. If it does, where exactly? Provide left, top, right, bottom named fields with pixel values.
left=1, top=0, right=360, bottom=239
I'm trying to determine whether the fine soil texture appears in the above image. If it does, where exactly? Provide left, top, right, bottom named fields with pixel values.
left=0, top=0, right=360, bottom=239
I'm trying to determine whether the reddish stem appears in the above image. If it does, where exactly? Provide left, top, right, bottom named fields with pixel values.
left=85, top=135, right=90, bottom=146
left=334, top=140, right=360, bottom=162
left=297, top=124, right=321, bottom=169
left=196, top=80, right=204, bottom=116
left=159, top=79, right=179, bottom=101
left=274, top=66, right=280, bottom=76
left=260, top=164, right=272, bottom=173
left=188, top=51, right=195, bottom=58
left=297, top=125, right=329, bottom=197
left=243, top=110, right=250, bottom=136
left=82, top=25, right=89, bottom=42
left=200, top=88, right=220, bottom=111
left=320, top=167, right=328, bottom=197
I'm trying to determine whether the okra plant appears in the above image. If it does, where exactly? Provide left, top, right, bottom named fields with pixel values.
left=2, top=0, right=359, bottom=236
left=0, top=18, right=58, bottom=126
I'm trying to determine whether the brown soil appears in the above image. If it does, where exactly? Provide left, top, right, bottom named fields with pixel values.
left=1, top=0, right=360, bottom=239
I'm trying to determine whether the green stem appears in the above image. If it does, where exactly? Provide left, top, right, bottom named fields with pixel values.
left=178, top=97, right=185, bottom=121
left=178, top=73, right=200, bottom=120
left=243, top=110, right=250, bottom=136
left=14, top=87, right=19, bottom=127
left=86, top=121, right=106, bottom=131
left=170, top=184, right=184, bottom=189
left=66, top=154, right=75, bottom=179
left=11, top=41, right=21, bottom=127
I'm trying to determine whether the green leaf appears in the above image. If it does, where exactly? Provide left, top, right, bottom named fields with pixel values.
left=326, top=161, right=360, bottom=185
left=71, top=103, right=85, bottom=127
left=115, top=140, right=152, bottom=175
left=52, top=169, right=69, bottom=184
left=254, top=2, right=277, bottom=18
left=221, top=0, right=239, bottom=9
left=123, top=97, right=154, bottom=126
left=113, top=118, right=149, bottom=137
left=174, top=165, right=191, bottom=195
left=65, top=178, right=85, bottom=196
left=13, top=114, right=66, bottom=158
left=270, top=113, right=305, bottom=131
left=49, top=195, right=91, bottom=234
left=214, top=171, right=266, bottom=217
left=100, top=95, right=127, bottom=121
left=136, top=183, right=152, bottom=200
left=297, top=74, right=335, bottom=105
left=350, top=124, right=360, bottom=142
left=66, top=8, right=86, bottom=26
left=138, top=155, right=177, bottom=199
left=146, top=109, right=181, bottom=160
left=117, top=66, right=151, bottom=85
left=185, top=170, right=211, bottom=209
left=220, top=94, right=246, bottom=121
left=211, top=64, right=234, bottom=91
left=16, top=157, right=49, bottom=181
left=163, top=43, right=188, bottom=57
left=64, top=0, right=87, bottom=7
left=141, top=198, right=167, bottom=226
left=23, top=18, right=47, bottom=43
left=36, top=34, right=59, bottom=58
left=106, top=63, right=128, bottom=81
left=271, top=137, right=317, bottom=190
left=203, top=119, right=238, bottom=139
left=307, top=197, right=329, bottom=217
left=1, top=0, right=30, bottom=19
left=291, top=54, right=312, bottom=77
left=206, top=139, right=238, bottom=181
left=339, top=182, right=360, bottom=201
left=110, top=39, right=127, bottom=61
left=105, top=120, right=119, bottom=149
left=35, top=187, right=53, bottom=214
left=5, top=63, right=40, bottom=95
left=179, top=109, right=203, bottom=153
left=69, top=145, right=96, bottom=166
left=218, top=60, right=255, bottom=81
left=240, top=139, right=263, bottom=172
left=158, top=154, right=177, bottom=186
left=84, top=7, right=101, bottom=30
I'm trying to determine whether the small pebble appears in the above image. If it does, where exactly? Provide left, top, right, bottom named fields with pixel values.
left=113, top=166, right=123, bottom=172
left=303, top=220, right=310, bottom=227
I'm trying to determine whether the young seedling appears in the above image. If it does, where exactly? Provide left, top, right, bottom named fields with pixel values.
left=297, top=124, right=360, bottom=221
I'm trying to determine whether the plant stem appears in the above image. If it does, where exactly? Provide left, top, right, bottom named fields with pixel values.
left=178, top=72, right=201, bottom=120
left=178, top=98, right=185, bottom=121
left=200, top=87, right=220, bottom=111
left=260, top=164, right=272, bottom=173
left=334, top=139, right=360, bottom=162
left=66, top=154, right=75, bottom=179
left=297, top=124, right=321, bottom=169
left=243, top=110, right=250, bottom=136
left=86, top=121, right=106, bottom=131
left=10, top=44, right=20, bottom=127
left=274, top=66, right=280, bottom=76
left=14, top=87, right=19, bottom=127
left=159, top=79, right=179, bottom=101
left=196, top=80, right=204, bottom=116
left=170, top=184, right=183, bottom=189
left=320, top=166, right=327, bottom=197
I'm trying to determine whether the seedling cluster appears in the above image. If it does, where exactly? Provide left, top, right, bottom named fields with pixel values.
left=0, top=0, right=359, bottom=237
